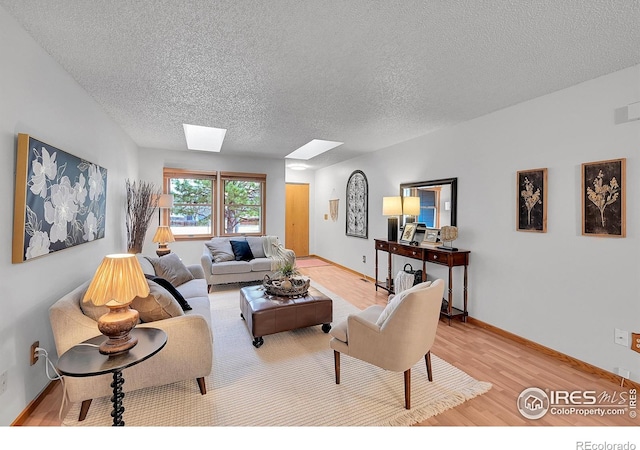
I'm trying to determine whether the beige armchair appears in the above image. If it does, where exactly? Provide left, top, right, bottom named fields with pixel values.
left=329, top=279, right=444, bottom=409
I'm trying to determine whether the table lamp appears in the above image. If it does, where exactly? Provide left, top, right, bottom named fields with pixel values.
left=83, top=254, right=150, bottom=355
left=152, top=226, right=175, bottom=256
left=383, top=196, right=402, bottom=241
left=403, top=196, right=421, bottom=221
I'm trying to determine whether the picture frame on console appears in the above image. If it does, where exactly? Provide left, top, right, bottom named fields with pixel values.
left=422, top=228, right=440, bottom=245
left=581, top=158, right=625, bottom=238
left=400, top=222, right=417, bottom=244
left=516, top=168, right=547, bottom=233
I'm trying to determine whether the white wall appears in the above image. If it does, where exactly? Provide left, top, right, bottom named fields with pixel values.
left=138, top=148, right=287, bottom=266
left=0, top=7, right=139, bottom=425
left=313, top=65, right=640, bottom=382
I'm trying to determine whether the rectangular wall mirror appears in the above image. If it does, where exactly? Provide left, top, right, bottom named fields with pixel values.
left=400, top=177, right=457, bottom=229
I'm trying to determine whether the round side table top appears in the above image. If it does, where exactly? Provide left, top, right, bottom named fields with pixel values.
left=57, top=327, right=167, bottom=377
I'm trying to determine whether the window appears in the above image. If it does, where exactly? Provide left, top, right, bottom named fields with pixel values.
left=163, top=169, right=266, bottom=239
left=163, top=169, right=215, bottom=238
left=403, top=187, right=441, bottom=228
left=221, top=172, right=266, bottom=236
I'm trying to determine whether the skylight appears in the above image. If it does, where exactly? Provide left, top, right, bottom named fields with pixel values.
left=183, top=123, right=227, bottom=152
left=285, top=139, right=343, bottom=160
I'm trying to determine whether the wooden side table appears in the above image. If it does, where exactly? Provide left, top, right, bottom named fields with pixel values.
left=57, top=327, right=167, bottom=426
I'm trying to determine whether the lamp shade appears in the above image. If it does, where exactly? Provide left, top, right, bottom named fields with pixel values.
left=382, top=196, right=402, bottom=216
left=83, top=254, right=149, bottom=307
left=152, top=226, right=175, bottom=244
left=403, top=196, right=421, bottom=216
left=158, top=194, right=174, bottom=208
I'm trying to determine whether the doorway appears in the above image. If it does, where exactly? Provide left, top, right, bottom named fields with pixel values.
left=285, top=183, right=309, bottom=257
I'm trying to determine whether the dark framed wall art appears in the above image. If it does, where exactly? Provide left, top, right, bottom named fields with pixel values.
left=582, top=158, right=625, bottom=238
left=516, top=168, right=547, bottom=232
left=345, top=170, right=368, bottom=239
left=12, top=133, right=108, bottom=263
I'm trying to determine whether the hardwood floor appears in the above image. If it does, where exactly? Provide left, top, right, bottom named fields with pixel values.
left=18, top=259, right=638, bottom=428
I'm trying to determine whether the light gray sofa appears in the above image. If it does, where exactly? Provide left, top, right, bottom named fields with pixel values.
left=201, top=235, right=295, bottom=288
left=49, top=254, right=213, bottom=421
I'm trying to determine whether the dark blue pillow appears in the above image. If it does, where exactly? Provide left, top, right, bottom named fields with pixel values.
left=230, top=240, right=254, bottom=261
left=144, top=274, right=192, bottom=311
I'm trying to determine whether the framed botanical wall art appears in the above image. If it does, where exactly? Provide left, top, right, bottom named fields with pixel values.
left=345, top=170, right=368, bottom=239
left=400, top=222, right=417, bottom=244
left=516, top=168, right=547, bottom=232
left=582, top=158, right=625, bottom=237
left=12, top=133, right=108, bottom=263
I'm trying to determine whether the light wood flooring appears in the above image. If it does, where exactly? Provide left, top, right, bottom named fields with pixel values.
left=17, top=259, right=638, bottom=427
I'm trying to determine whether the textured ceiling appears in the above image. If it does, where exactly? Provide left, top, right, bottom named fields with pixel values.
left=2, top=1, right=639, bottom=170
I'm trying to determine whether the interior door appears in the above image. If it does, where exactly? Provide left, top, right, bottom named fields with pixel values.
left=285, top=183, right=309, bottom=257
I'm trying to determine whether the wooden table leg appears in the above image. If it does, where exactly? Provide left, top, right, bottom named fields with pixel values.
left=463, top=264, right=468, bottom=322
left=447, top=266, right=453, bottom=326
left=110, top=369, right=125, bottom=426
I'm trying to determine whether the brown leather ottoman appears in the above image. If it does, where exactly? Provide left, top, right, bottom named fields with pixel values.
left=239, top=285, right=333, bottom=348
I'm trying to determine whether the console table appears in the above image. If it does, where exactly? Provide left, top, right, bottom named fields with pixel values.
left=374, top=239, right=470, bottom=324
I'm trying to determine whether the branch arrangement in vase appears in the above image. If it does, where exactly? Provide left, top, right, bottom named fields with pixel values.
left=125, top=179, right=162, bottom=254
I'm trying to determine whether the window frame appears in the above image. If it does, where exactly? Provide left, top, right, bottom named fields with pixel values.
left=220, top=171, right=266, bottom=237
left=163, top=168, right=217, bottom=240
left=162, top=169, right=267, bottom=240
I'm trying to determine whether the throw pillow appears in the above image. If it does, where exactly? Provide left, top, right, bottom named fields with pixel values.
left=246, top=236, right=266, bottom=258
left=375, top=281, right=432, bottom=327
left=145, top=274, right=192, bottom=311
left=230, top=239, right=254, bottom=261
left=147, top=253, right=194, bottom=287
left=132, top=279, right=185, bottom=323
left=205, top=238, right=235, bottom=263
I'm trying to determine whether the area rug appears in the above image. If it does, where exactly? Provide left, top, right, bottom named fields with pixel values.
left=63, top=282, right=491, bottom=426
left=295, top=258, right=331, bottom=268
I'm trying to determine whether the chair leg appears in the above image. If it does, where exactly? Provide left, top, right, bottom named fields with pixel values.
left=334, top=350, right=340, bottom=384
left=197, top=377, right=207, bottom=395
left=79, top=399, right=92, bottom=421
left=425, top=351, right=433, bottom=382
left=404, top=369, right=411, bottom=409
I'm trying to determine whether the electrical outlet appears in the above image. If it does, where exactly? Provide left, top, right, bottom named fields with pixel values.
left=362, top=255, right=366, bottom=263
left=614, top=329, right=629, bottom=347
left=30, top=341, right=39, bottom=366
left=632, top=333, right=640, bottom=354
left=0, top=370, right=7, bottom=396
left=617, top=367, right=631, bottom=379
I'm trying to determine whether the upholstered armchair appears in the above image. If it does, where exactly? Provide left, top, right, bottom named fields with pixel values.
left=329, top=279, right=444, bottom=409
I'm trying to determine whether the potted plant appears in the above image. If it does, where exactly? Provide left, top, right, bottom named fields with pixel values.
left=274, top=261, right=300, bottom=290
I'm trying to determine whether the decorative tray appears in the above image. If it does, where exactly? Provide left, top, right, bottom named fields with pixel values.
left=263, top=275, right=310, bottom=297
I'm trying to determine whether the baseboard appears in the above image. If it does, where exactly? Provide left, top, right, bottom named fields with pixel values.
left=467, top=317, right=640, bottom=391
left=11, top=379, right=59, bottom=426
left=308, top=254, right=375, bottom=283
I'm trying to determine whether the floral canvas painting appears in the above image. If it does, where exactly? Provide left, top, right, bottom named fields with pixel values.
left=516, top=168, right=547, bottom=232
left=582, top=158, right=625, bottom=237
left=12, top=134, right=108, bottom=263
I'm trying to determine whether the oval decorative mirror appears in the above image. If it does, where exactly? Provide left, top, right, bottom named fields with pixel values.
left=399, top=177, right=457, bottom=228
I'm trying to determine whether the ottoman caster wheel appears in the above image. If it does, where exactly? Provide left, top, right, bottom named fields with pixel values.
left=322, top=323, right=331, bottom=333
left=253, top=337, right=264, bottom=348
